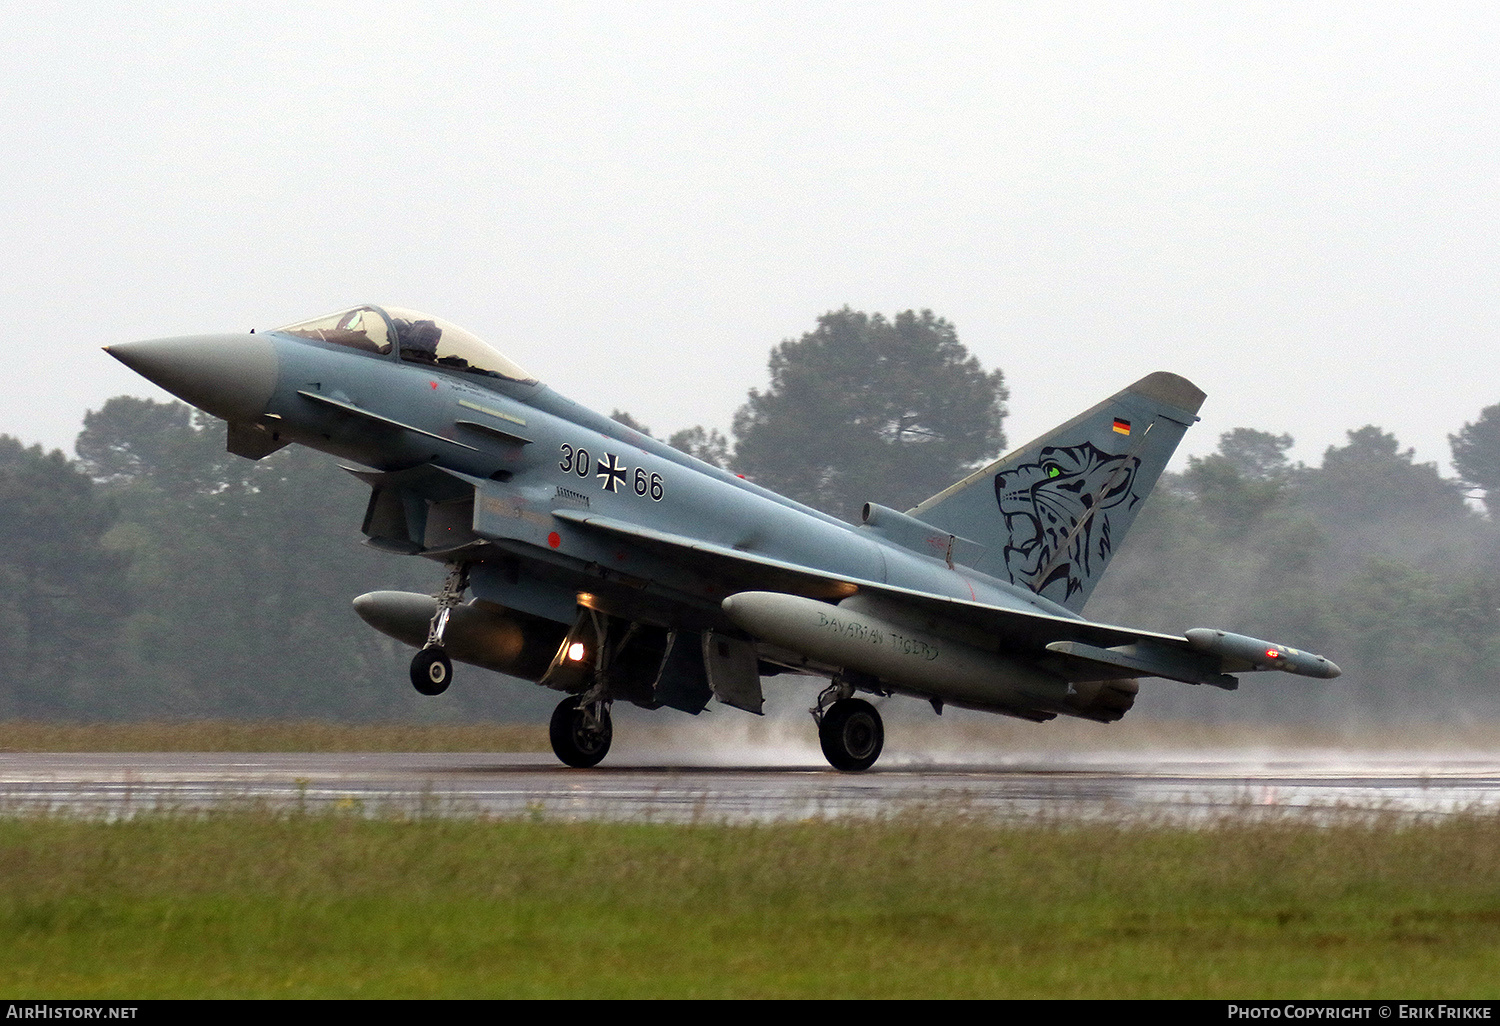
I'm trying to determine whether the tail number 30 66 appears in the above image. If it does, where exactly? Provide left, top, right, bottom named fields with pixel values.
left=559, top=444, right=664, bottom=500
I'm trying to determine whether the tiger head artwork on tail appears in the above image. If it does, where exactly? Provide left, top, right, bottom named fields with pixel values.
left=905, top=372, right=1205, bottom=612
left=994, top=442, right=1140, bottom=603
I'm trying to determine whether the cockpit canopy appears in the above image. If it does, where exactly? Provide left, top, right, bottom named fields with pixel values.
left=273, top=305, right=536, bottom=383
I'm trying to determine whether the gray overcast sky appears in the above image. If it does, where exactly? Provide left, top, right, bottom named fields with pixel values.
left=4, top=2, right=1497, bottom=479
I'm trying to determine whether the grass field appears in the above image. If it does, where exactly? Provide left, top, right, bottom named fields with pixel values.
left=0, top=720, right=549, bottom=752
left=7, top=717, right=1500, bottom=754
left=3, top=718, right=1499, bottom=997
left=2, top=810, right=1499, bottom=998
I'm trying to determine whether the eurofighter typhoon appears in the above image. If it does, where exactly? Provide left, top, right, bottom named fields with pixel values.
left=107, top=306, right=1339, bottom=770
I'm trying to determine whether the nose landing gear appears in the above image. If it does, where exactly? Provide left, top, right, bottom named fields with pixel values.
left=410, top=562, right=468, bottom=697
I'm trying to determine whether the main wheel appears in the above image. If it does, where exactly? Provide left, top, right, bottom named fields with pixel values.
left=819, top=698, right=884, bottom=771
left=549, top=696, right=613, bottom=768
left=410, top=647, right=452, bottom=696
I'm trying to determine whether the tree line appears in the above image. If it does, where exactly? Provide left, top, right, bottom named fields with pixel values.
left=2, top=306, right=1497, bottom=722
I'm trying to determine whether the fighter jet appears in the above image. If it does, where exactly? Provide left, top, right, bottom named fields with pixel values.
left=106, top=305, right=1339, bottom=770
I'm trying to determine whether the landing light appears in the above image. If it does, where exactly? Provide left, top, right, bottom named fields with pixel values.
left=567, top=642, right=586, bottom=662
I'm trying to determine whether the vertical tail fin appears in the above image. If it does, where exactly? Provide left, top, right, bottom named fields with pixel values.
left=908, top=372, right=1205, bottom=612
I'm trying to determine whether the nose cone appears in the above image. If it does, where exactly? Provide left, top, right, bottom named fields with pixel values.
left=105, top=333, right=277, bottom=423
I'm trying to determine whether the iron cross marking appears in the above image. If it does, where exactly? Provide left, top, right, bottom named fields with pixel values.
left=597, top=452, right=627, bottom=492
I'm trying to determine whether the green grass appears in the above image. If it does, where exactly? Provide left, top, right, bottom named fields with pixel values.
left=1, top=811, right=1499, bottom=997
left=8, top=716, right=1500, bottom=754
left=0, top=720, right=549, bottom=752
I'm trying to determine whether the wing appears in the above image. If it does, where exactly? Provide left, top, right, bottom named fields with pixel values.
left=550, top=509, right=1340, bottom=689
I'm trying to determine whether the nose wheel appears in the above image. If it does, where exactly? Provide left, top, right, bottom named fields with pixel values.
left=410, top=647, right=452, bottom=695
left=818, top=698, right=884, bottom=771
left=549, top=696, right=613, bottom=768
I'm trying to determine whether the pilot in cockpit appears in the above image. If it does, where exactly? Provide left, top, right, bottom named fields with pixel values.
left=395, top=318, right=442, bottom=362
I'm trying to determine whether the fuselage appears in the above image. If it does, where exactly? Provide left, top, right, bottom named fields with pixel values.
left=232, top=328, right=1076, bottom=634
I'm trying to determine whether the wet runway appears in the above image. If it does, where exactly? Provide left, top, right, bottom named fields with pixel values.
left=3, top=747, right=1499, bottom=823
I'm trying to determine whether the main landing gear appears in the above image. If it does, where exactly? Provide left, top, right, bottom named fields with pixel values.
left=813, top=683, right=885, bottom=772
left=410, top=562, right=467, bottom=697
left=549, top=695, right=613, bottom=768
left=545, top=607, right=623, bottom=768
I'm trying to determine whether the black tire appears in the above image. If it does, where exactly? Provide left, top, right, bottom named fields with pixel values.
left=819, top=698, right=884, bottom=772
left=549, top=696, right=613, bottom=769
left=410, top=647, right=452, bottom=696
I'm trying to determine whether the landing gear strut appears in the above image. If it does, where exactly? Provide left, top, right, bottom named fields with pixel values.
left=814, top=683, right=884, bottom=771
left=549, top=695, right=613, bottom=768
left=410, top=562, right=468, bottom=697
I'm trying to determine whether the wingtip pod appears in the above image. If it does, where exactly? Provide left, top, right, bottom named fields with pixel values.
left=1185, top=628, right=1341, bottom=679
